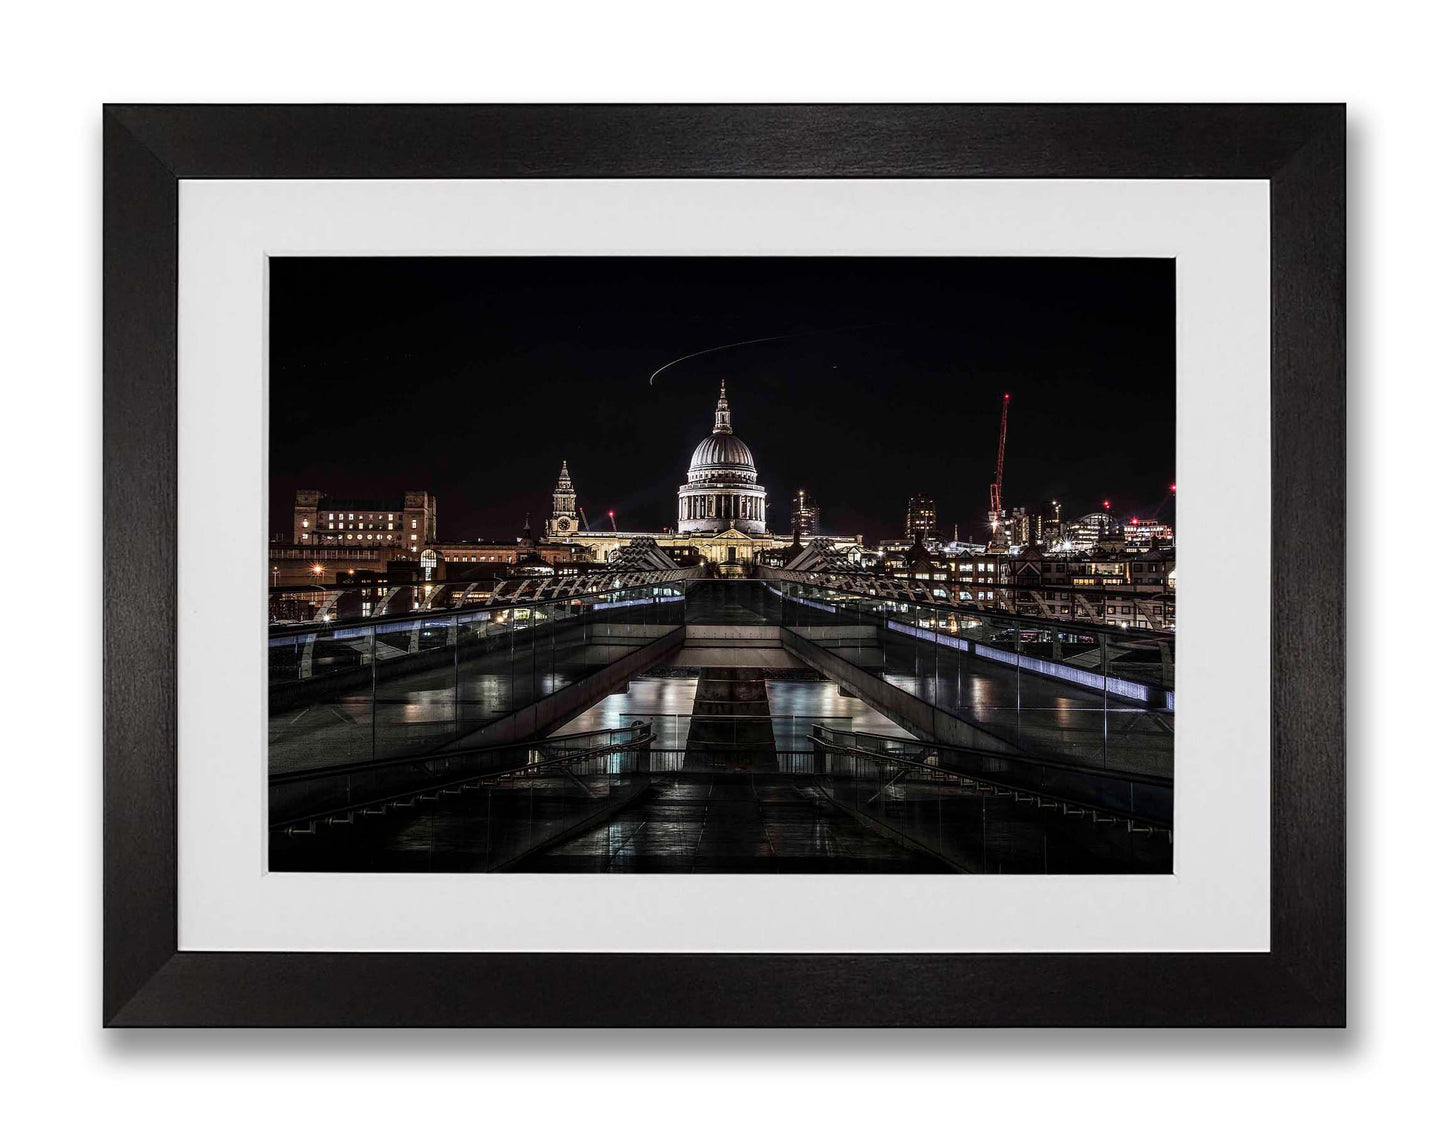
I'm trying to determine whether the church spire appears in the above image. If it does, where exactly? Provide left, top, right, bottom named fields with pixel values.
left=554, top=459, right=573, bottom=492
left=713, top=379, right=732, bottom=434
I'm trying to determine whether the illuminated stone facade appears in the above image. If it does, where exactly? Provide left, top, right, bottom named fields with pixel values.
left=546, top=460, right=578, bottom=539
left=676, top=382, right=768, bottom=535
left=292, top=490, right=437, bottom=553
left=545, top=383, right=802, bottom=569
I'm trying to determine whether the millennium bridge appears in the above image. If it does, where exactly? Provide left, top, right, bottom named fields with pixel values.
left=268, top=567, right=1174, bottom=875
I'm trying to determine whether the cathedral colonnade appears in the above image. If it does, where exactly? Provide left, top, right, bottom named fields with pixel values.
left=677, top=490, right=765, bottom=525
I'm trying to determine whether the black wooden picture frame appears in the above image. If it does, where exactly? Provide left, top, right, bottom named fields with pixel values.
left=103, top=104, right=1344, bottom=1027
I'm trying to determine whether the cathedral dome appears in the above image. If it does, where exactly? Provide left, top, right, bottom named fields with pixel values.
left=676, top=380, right=768, bottom=536
left=689, top=432, right=756, bottom=473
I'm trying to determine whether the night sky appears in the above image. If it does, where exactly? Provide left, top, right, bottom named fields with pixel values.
left=270, top=257, right=1175, bottom=544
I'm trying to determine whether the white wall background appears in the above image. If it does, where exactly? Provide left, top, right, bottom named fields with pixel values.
left=0, top=2, right=1434, bottom=1124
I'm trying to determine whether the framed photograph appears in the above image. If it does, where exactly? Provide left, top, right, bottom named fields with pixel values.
left=104, top=104, right=1343, bottom=1026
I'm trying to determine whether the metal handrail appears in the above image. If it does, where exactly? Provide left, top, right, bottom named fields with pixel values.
left=270, top=576, right=1171, bottom=644
left=270, top=723, right=655, bottom=831
left=269, top=724, right=653, bottom=784
left=767, top=575, right=1175, bottom=645
left=807, top=723, right=1172, bottom=830
left=806, top=723, right=1172, bottom=787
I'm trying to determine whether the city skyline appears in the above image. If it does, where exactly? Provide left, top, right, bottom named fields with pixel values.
left=270, top=256, right=1175, bottom=543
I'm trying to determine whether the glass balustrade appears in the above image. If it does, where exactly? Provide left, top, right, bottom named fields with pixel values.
left=269, top=723, right=659, bottom=872
left=268, top=583, right=686, bottom=775
left=761, top=578, right=1174, bottom=777
left=269, top=578, right=1172, bottom=814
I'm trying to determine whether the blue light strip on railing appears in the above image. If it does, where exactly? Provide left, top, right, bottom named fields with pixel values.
left=274, top=594, right=686, bottom=641
left=373, top=618, right=453, bottom=633
left=768, top=584, right=1161, bottom=706
left=274, top=584, right=684, bottom=632
left=601, top=595, right=685, bottom=611
left=874, top=607, right=1157, bottom=705
left=973, top=642, right=1151, bottom=703
left=267, top=625, right=373, bottom=646
left=763, top=584, right=837, bottom=614
left=886, top=619, right=972, bottom=653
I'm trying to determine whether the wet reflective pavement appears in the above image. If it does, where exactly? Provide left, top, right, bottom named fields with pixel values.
left=554, top=676, right=915, bottom=751
left=270, top=762, right=1168, bottom=874
left=270, top=773, right=649, bottom=873
left=526, top=774, right=951, bottom=873
left=552, top=677, right=700, bottom=736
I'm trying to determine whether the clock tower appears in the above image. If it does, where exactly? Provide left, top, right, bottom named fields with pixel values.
left=547, top=460, right=578, bottom=539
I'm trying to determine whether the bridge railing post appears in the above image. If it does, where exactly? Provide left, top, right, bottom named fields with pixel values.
left=369, top=620, right=377, bottom=762
left=1100, top=631, right=1111, bottom=770
left=504, top=605, right=517, bottom=716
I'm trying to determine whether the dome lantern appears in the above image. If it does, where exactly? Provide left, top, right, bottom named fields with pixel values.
left=714, top=379, right=732, bottom=434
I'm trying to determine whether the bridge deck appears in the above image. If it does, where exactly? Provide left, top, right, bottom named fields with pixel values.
left=527, top=774, right=950, bottom=874
left=269, top=581, right=1173, bottom=874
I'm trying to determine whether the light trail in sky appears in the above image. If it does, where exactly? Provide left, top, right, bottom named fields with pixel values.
left=647, top=324, right=885, bottom=385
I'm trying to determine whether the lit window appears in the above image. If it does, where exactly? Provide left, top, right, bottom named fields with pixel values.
left=302, top=519, right=309, bottom=528
left=411, top=519, right=417, bottom=529
left=411, top=534, right=418, bottom=541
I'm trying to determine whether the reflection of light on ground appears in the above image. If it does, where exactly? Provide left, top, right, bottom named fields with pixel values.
left=551, top=676, right=913, bottom=747
left=552, top=677, right=700, bottom=736
left=881, top=673, right=920, bottom=697
left=765, top=681, right=912, bottom=739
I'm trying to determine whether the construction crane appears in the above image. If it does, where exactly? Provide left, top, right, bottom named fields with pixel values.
left=988, top=392, right=1010, bottom=535
left=577, top=505, right=591, bottom=532
left=607, top=509, right=618, bottom=533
